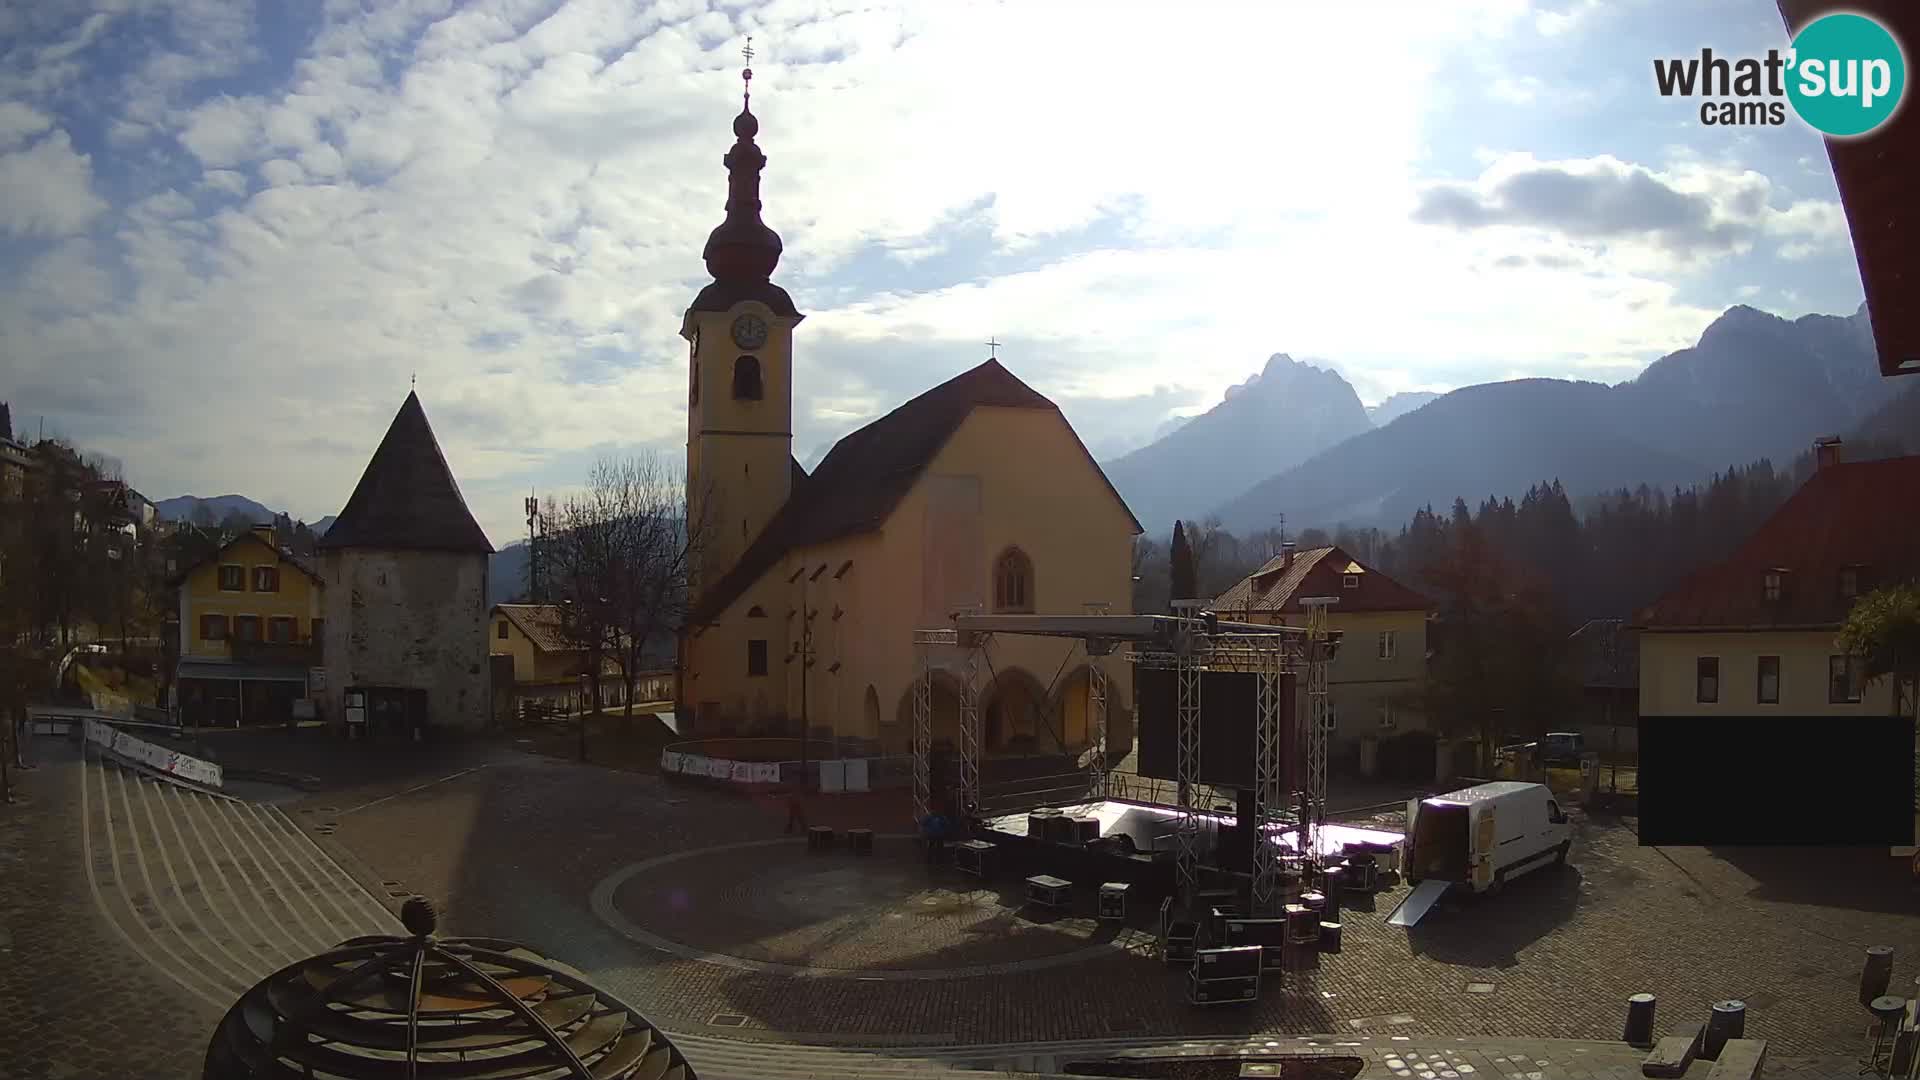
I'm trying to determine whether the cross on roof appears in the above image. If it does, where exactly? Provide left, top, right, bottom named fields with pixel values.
left=985, top=337, right=1001, bottom=359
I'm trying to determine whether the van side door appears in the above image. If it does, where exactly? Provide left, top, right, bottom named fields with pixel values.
left=1472, top=805, right=1497, bottom=891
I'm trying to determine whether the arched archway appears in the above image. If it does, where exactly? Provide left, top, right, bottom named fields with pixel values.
left=1043, top=663, right=1134, bottom=755
left=981, top=666, right=1047, bottom=756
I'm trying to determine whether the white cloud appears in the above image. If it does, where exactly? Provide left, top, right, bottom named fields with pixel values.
left=0, top=100, right=53, bottom=147
left=0, top=130, right=107, bottom=235
left=0, top=0, right=1865, bottom=544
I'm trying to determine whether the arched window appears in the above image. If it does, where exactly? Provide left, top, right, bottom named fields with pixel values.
left=732, top=355, right=763, bottom=400
left=993, top=547, right=1034, bottom=613
left=690, top=359, right=700, bottom=405
left=866, top=685, right=884, bottom=729
left=747, top=605, right=767, bottom=618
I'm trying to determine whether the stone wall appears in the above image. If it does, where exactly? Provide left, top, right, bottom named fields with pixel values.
left=319, top=548, right=490, bottom=730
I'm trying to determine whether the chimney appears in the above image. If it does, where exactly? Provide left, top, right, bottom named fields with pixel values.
left=1813, top=436, right=1842, bottom=471
left=250, top=522, right=276, bottom=549
left=1281, top=541, right=1296, bottom=570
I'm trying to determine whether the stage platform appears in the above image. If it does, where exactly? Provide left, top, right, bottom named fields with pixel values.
left=978, top=799, right=1403, bottom=859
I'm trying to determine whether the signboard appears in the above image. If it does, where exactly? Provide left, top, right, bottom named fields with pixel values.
left=84, top=719, right=224, bottom=789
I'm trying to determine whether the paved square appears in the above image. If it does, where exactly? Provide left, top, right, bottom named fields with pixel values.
left=307, top=750, right=1920, bottom=1053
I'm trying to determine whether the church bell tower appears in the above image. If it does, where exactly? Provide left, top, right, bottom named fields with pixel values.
left=683, top=39, right=804, bottom=603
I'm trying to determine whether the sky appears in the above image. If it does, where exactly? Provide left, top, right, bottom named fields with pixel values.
left=0, top=0, right=1871, bottom=547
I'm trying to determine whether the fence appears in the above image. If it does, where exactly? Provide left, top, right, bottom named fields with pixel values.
left=658, top=737, right=914, bottom=793
left=83, top=717, right=224, bottom=789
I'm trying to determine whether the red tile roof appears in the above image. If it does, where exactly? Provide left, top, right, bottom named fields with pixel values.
left=686, top=358, right=1143, bottom=625
left=1637, top=454, right=1920, bottom=629
left=1778, top=0, right=1920, bottom=378
left=1212, top=545, right=1433, bottom=616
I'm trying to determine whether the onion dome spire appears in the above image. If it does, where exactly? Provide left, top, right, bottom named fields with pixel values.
left=702, top=36, right=783, bottom=284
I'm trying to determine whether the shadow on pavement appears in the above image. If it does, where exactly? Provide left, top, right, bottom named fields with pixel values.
left=1405, top=864, right=1584, bottom=970
left=1703, top=846, right=1917, bottom=915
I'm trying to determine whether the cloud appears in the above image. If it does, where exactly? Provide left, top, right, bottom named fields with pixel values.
left=0, top=101, right=53, bottom=147
left=0, top=130, right=108, bottom=235
left=1411, top=153, right=1846, bottom=263
left=0, top=0, right=1865, bottom=545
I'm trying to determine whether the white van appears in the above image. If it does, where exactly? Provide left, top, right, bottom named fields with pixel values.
left=1404, top=781, right=1571, bottom=895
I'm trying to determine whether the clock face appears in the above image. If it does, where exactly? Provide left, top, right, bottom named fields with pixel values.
left=730, top=313, right=769, bottom=350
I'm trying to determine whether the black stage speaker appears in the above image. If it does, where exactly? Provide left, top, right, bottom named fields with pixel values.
left=1135, top=668, right=1297, bottom=791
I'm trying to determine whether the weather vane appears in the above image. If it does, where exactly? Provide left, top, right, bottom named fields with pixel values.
left=742, top=36, right=754, bottom=106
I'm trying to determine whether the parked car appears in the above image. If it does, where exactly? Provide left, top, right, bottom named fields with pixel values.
left=1539, top=731, right=1585, bottom=767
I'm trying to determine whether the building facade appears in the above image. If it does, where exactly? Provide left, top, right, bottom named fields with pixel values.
left=1212, top=543, right=1434, bottom=746
left=489, top=603, right=666, bottom=718
left=317, top=392, right=494, bottom=734
left=169, top=524, right=325, bottom=726
left=676, top=69, right=1141, bottom=755
left=1636, top=441, right=1920, bottom=853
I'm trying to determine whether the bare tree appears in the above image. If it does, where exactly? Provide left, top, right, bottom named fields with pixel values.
left=545, top=454, right=706, bottom=724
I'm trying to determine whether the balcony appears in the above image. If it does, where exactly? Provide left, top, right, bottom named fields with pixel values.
left=230, top=639, right=321, bottom=667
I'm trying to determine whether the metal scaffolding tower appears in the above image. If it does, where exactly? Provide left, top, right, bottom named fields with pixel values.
left=911, top=631, right=938, bottom=825
left=1302, top=598, right=1335, bottom=858
left=908, top=610, right=1331, bottom=910
left=1250, top=643, right=1285, bottom=913
left=1083, top=602, right=1114, bottom=800
left=957, top=633, right=982, bottom=813
left=1170, top=600, right=1206, bottom=901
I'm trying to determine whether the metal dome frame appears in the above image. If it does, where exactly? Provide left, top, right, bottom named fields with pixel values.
left=204, top=901, right=693, bottom=1080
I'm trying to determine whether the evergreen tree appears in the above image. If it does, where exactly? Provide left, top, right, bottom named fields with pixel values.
left=1169, top=520, right=1196, bottom=605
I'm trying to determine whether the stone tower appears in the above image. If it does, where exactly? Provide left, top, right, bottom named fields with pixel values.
left=316, top=392, right=495, bottom=733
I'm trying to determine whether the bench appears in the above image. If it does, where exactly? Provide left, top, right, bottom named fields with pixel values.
left=1702, top=1039, right=1766, bottom=1079
left=1642, top=1025, right=1702, bottom=1078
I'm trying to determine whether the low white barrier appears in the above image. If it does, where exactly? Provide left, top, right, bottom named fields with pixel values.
left=657, top=750, right=781, bottom=784
left=84, top=718, right=224, bottom=790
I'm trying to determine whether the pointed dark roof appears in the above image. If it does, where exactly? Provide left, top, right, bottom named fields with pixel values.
left=317, top=392, right=494, bottom=554
left=688, top=358, right=1142, bottom=624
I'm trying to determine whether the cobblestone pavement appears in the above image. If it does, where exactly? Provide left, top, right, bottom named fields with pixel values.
left=604, top=836, right=1149, bottom=975
left=309, top=747, right=1920, bottom=1055
left=0, top=745, right=218, bottom=1080
left=7, top=728, right=1894, bottom=1079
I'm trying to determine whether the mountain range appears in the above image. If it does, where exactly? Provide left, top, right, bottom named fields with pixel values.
left=153, top=494, right=333, bottom=535
left=1101, top=354, right=1375, bottom=532
left=1205, top=304, right=1901, bottom=535
left=159, top=301, right=1908, bottom=587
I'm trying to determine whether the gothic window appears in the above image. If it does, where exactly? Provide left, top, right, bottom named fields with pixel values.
left=732, top=355, right=763, bottom=400
left=993, top=547, right=1034, bottom=613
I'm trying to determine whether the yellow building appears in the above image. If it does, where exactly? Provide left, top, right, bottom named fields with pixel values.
left=676, top=75, right=1141, bottom=755
left=171, top=524, right=325, bottom=726
left=1212, top=543, right=1434, bottom=745
left=490, top=604, right=671, bottom=715
left=1636, top=442, right=1920, bottom=854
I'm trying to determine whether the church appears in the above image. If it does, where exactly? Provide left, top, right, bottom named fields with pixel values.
left=676, top=56, right=1141, bottom=758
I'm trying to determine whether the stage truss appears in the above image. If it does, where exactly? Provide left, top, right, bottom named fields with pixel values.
left=909, top=610, right=1331, bottom=916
